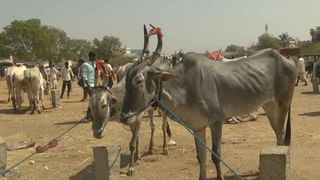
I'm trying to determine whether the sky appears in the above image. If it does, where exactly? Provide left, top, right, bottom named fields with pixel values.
left=0, top=0, right=319, bottom=53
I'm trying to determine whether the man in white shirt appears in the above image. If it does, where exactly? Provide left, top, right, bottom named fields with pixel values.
left=296, top=55, right=308, bottom=86
left=49, top=63, right=60, bottom=89
left=60, top=62, right=74, bottom=98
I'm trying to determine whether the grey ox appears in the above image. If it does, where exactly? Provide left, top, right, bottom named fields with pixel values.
left=89, top=25, right=176, bottom=176
left=121, top=27, right=296, bottom=180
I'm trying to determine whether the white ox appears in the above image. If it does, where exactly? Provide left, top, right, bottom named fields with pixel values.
left=9, top=65, right=27, bottom=112
left=8, top=65, right=46, bottom=114
left=23, top=66, right=46, bottom=114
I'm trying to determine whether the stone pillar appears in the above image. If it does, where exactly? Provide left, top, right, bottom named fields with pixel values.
left=312, top=78, right=319, bottom=93
left=93, top=145, right=120, bottom=180
left=259, top=146, right=290, bottom=180
left=51, top=89, right=60, bottom=108
left=0, top=137, right=7, bottom=170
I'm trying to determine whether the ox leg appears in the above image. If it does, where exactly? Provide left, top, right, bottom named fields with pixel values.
left=194, top=129, right=207, bottom=180
left=36, top=93, right=41, bottom=114
left=147, top=109, right=155, bottom=154
left=16, top=89, right=22, bottom=113
left=27, top=92, right=34, bottom=114
left=210, top=121, right=224, bottom=180
left=128, top=119, right=141, bottom=176
left=263, top=102, right=288, bottom=145
left=162, top=112, right=168, bottom=155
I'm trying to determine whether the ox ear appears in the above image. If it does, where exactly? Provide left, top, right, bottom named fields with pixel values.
left=110, top=94, right=118, bottom=104
left=147, top=67, right=176, bottom=81
left=159, top=71, right=176, bottom=81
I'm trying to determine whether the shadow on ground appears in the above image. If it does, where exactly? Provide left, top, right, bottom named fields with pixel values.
left=301, top=91, right=319, bottom=95
left=298, top=111, right=320, bottom=117
left=0, top=108, right=29, bottom=115
left=69, top=153, right=131, bottom=180
left=0, top=100, right=8, bottom=104
left=54, top=120, right=88, bottom=125
left=69, top=164, right=94, bottom=180
left=208, top=171, right=259, bottom=180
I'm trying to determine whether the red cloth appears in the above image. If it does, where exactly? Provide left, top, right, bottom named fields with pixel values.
left=96, top=60, right=104, bottom=72
left=149, top=27, right=163, bottom=37
left=207, top=52, right=224, bottom=60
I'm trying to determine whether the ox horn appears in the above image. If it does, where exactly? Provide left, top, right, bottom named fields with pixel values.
left=139, top=24, right=150, bottom=61
left=148, top=24, right=163, bottom=63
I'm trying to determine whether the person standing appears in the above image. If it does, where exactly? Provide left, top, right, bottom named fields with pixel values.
left=81, top=52, right=96, bottom=99
left=102, top=59, right=115, bottom=88
left=296, top=55, right=308, bottom=86
left=77, top=58, right=87, bottom=101
left=60, top=62, right=74, bottom=99
left=48, top=62, right=60, bottom=89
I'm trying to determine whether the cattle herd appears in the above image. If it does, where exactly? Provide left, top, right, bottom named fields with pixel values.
left=3, top=25, right=298, bottom=180
left=5, top=65, right=49, bottom=114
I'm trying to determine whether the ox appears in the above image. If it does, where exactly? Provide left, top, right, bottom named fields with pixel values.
left=10, top=65, right=28, bottom=112
left=115, top=62, right=133, bottom=83
left=24, top=66, right=46, bottom=114
left=89, top=25, right=175, bottom=176
left=121, top=27, right=296, bottom=179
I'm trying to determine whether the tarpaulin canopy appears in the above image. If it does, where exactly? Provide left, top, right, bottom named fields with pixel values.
left=207, top=52, right=224, bottom=60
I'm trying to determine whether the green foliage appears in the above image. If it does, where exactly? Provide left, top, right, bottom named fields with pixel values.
left=0, top=18, right=124, bottom=63
left=310, top=26, right=320, bottom=43
left=225, top=44, right=245, bottom=53
left=301, top=42, right=320, bottom=54
left=63, top=39, right=92, bottom=60
left=2, top=19, right=43, bottom=61
left=258, top=33, right=280, bottom=49
left=278, top=32, right=293, bottom=47
left=0, top=32, right=9, bottom=58
left=112, top=56, right=137, bottom=67
left=93, top=36, right=121, bottom=59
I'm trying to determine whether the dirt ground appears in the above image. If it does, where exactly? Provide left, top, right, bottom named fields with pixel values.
left=0, top=79, right=320, bottom=180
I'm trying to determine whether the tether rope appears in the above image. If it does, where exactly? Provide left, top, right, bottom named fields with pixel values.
left=156, top=99, right=243, bottom=180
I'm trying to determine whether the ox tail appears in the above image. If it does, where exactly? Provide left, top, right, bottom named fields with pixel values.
left=285, top=104, right=291, bottom=146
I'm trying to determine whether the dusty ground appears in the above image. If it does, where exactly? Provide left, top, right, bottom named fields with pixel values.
left=0, top=80, right=320, bottom=180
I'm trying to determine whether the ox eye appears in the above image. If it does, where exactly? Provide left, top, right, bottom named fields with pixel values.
left=101, top=104, right=107, bottom=108
left=134, top=76, right=144, bottom=84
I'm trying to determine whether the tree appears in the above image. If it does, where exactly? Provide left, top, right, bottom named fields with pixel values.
left=278, top=32, right=293, bottom=47
left=0, top=32, right=9, bottom=58
left=310, top=26, right=320, bottom=43
left=258, top=33, right=280, bottom=49
left=2, top=19, right=43, bottom=61
left=225, top=44, right=245, bottom=52
left=63, top=39, right=92, bottom=60
left=93, top=35, right=121, bottom=59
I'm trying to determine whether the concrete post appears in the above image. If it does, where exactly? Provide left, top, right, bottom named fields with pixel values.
left=259, top=146, right=290, bottom=180
left=0, top=137, right=7, bottom=170
left=93, top=145, right=120, bottom=180
left=51, top=89, right=60, bottom=108
left=312, top=78, right=319, bottom=93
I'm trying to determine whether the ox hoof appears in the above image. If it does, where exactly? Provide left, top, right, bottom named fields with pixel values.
left=148, top=149, right=153, bottom=155
left=168, top=139, right=177, bottom=146
left=163, top=148, right=168, bottom=155
left=135, top=159, right=141, bottom=166
left=127, top=167, right=135, bottom=176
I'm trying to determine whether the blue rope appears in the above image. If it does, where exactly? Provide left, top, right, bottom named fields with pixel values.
left=156, top=99, right=243, bottom=180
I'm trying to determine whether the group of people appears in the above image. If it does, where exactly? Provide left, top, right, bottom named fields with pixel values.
left=41, top=51, right=115, bottom=103
left=77, top=51, right=115, bottom=102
